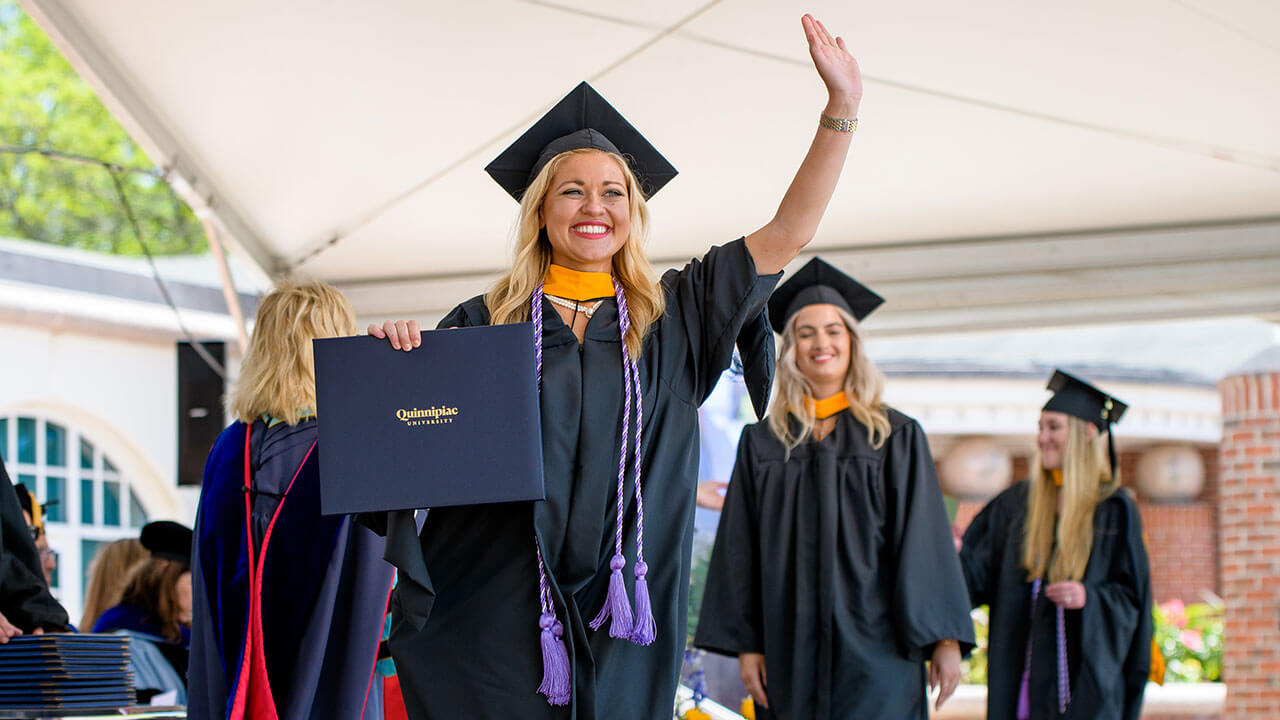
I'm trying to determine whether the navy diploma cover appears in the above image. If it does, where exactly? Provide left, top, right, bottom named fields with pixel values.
left=313, top=325, right=545, bottom=515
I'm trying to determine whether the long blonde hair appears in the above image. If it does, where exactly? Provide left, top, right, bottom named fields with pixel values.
left=767, top=305, right=891, bottom=452
left=117, top=558, right=189, bottom=644
left=485, top=148, right=664, bottom=359
left=1022, top=416, right=1120, bottom=583
left=80, top=538, right=148, bottom=632
left=229, top=280, right=356, bottom=425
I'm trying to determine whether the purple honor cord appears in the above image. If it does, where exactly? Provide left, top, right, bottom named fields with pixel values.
left=531, top=284, right=571, bottom=706
left=529, top=281, right=657, bottom=706
left=1016, top=578, right=1071, bottom=719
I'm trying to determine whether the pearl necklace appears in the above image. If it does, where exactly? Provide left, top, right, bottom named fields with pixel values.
left=545, top=293, right=603, bottom=318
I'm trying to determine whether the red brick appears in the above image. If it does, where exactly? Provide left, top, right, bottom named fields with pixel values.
left=1220, top=366, right=1280, bottom=720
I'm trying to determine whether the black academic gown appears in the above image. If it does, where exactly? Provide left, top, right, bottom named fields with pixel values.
left=694, top=409, right=976, bottom=720
left=959, top=482, right=1152, bottom=720
left=0, top=454, right=68, bottom=632
left=382, top=238, right=779, bottom=720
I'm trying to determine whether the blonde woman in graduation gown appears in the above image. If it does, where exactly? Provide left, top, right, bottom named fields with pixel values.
left=695, top=259, right=975, bottom=719
left=369, top=15, right=865, bottom=720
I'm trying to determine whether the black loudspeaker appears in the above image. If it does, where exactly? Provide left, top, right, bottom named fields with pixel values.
left=177, top=341, right=226, bottom=486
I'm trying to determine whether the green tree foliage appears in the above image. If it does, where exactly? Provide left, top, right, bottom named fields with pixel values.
left=0, top=0, right=204, bottom=254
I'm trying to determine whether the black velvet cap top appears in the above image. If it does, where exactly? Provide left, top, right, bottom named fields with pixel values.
left=1042, top=369, right=1129, bottom=430
left=484, top=82, right=678, bottom=202
left=140, top=520, right=193, bottom=565
left=767, top=257, right=884, bottom=330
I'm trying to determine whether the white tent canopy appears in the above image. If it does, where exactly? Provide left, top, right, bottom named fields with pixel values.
left=21, top=0, right=1280, bottom=332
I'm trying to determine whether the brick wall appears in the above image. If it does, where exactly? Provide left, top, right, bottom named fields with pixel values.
left=1136, top=446, right=1221, bottom=605
left=1140, top=502, right=1219, bottom=604
left=1218, top=357, right=1280, bottom=719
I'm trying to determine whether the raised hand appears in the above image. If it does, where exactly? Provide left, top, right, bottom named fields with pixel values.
left=802, top=14, right=862, bottom=118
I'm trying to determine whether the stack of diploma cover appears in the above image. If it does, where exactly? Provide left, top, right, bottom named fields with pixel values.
left=0, top=634, right=135, bottom=712
left=314, top=324, right=545, bottom=514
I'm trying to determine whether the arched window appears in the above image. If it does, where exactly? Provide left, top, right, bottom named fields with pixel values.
left=1, top=414, right=151, bottom=624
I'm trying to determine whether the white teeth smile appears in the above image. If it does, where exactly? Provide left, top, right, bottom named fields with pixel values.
left=574, top=224, right=609, bottom=234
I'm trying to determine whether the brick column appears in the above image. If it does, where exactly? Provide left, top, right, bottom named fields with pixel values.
left=1218, top=347, right=1280, bottom=719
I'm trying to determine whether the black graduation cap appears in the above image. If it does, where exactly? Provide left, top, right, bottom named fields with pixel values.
left=1043, top=370, right=1128, bottom=430
left=1042, top=369, right=1129, bottom=481
left=767, top=257, right=884, bottom=330
left=484, top=82, right=678, bottom=202
left=139, top=520, right=193, bottom=565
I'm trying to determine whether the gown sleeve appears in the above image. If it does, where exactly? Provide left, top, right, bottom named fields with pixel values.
left=733, top=311, right=775, bottom=421
left=959, top=488, right=1009, bottom=609
left=882, top=419, right=977, bottom=659
left=186, top=424, right=247, bottom=720
left=1081, top=493, right=1152, bottom=720
left=693, top=427, right=765, bottom=657
left=662, top=238, right=782, bottom=408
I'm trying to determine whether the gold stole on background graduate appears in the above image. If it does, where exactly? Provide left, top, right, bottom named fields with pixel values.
left=806, top=392, right=851, bottom=419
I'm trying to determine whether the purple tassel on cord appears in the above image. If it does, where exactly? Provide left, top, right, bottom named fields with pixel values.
left=590, top=553, right=634, bottom=637
left=615, top=281, right=657, bottom=646
left=630, top=561, right=656, bottom=645
left=537, top=612, right=571, bottom=706
left=531, top=301, right=570, bottom=707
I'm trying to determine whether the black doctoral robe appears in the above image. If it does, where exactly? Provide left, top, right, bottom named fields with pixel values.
left=959, top=482, right=1152, bottom=720
left=694, top=409, right=976, bottom=720
left=0, top=454, right=68, bottom=632
left=381, top=238, right=779, bottom=719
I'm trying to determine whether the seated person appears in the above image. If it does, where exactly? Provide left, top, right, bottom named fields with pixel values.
left=93, top=520, right=193, bottom=703
left=14, top=484, right=59, bottom=588
left=80, top=538, right=149, bottom=632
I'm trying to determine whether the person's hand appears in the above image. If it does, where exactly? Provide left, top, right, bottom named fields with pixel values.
left=696, top=481, right=728, bottom=511
left=1045, top=581, right=1087, bottom=610
left=368, top=320, right=422, bottom=352
left=929, top=639, right=962, bottom=710
left=0, top=611, right=23, bottom=643
left=802, top=14, right=862, bottom=117
left=739, top=652, right=769, bottom=710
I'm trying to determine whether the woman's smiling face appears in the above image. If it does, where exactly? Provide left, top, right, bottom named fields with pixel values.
left=540, top=151, right=631, bottom=273
left=792, top=303, right=852, bottom=391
